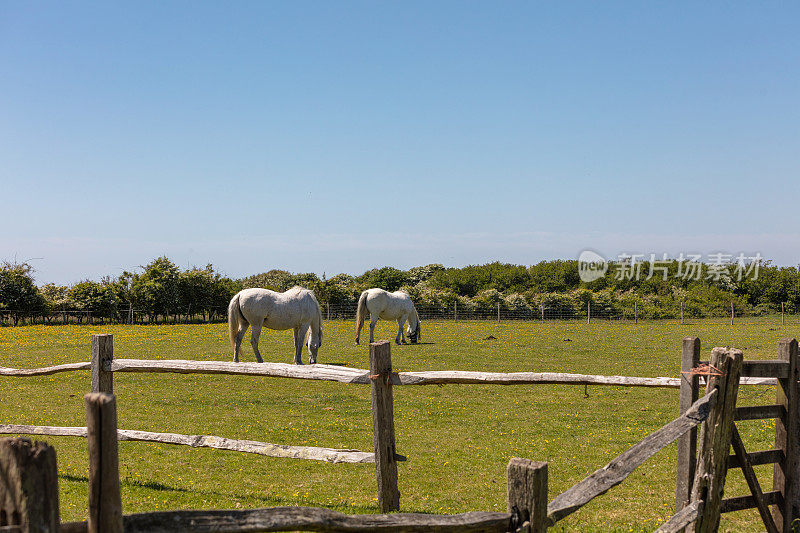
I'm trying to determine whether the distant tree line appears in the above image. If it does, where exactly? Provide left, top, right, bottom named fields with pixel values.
left=1, top=256, right=799, bottom=325
left=0, top=258, right=237, bottom=325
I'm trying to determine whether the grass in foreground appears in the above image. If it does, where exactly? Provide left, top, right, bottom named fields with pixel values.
left=0, top=318, right=797, bottom=531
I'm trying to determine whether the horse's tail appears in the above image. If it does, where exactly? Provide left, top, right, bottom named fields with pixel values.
left=355, top=290, right=369, bottom=343
left=227, top=292, right=244, bottom=349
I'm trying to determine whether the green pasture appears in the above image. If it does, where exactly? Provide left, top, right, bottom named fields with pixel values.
left=0, top=318, right=796, bottom=531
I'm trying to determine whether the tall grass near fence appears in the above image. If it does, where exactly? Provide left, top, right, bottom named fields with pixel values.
left=0, top=319, right=795, bottom=530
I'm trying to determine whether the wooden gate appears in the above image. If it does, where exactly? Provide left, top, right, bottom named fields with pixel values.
left=676, top=337, right=799, bottom=532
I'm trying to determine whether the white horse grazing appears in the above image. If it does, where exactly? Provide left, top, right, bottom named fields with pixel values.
left=228, top=286, right=323, bottom=364
left=355, top=288, right=421, bottom=345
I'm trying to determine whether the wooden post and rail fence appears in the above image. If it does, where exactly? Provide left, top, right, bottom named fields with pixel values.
left=1, top=335, right=798, bottom=530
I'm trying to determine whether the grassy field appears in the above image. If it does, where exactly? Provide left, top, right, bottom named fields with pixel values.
left=0, top=318, right=796, bottom=531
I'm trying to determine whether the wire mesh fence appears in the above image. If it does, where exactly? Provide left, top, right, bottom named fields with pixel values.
left=3, top=301, right=797, bottom=327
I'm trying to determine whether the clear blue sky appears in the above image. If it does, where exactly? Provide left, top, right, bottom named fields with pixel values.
left=2, top=2, right=798, bottom=285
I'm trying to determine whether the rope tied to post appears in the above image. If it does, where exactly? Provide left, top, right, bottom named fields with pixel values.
left=681, top=363, right=726, bottom=377
left=369, top=372, right=392, bottom=386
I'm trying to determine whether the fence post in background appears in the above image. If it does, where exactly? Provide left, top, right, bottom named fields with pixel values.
left=91, top=334, right=113, bottom=394
left=773, top=338, right=799, bottom=530
left=675, top=337, right=701, bottom=513
left=454, top=300, right=457, bottom=321
left=540, top=304, right=544, bottom=322
left=497, top=302, right=501, bottom=323
left=782, top=302, right=785, bottom=326
left=369, top=341, right=400, bottom=512
left=85, top=393, right=123, bottom=533
left=691, top=347, right=743, bottom=533
left=587, top=301, right=591, bottom=324
left=634, top=301, right=638, bottom=324
left=681, top=301, right=684, bottom=324
left=0, top=438, right=60, bottom=532
left=730, top=301, right=734, bottom=326
left=507, top=458, right=548, bottom=533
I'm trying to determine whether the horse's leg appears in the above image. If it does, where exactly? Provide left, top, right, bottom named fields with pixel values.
left=307, top=323, right=320, bottom=364
left=250, top=322, right=264, bottom=363
left=292, top=326, right=304, bottom=365
left=298, top=323, right=311, bottom=364
left=234, top=322, right=249, bottom=363
left=396, top=318, right=405, bottom=345
left=369, top=316, right=378, bottom=343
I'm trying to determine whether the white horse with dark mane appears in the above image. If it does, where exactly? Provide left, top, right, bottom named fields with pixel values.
left=355, top=288, right=421, bottom=345
left=228, top=286, right=323, bottom=364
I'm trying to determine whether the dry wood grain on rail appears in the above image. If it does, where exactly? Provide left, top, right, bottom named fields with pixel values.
left=396, top=370, right=682, bottom=387
left=60, top=508, right=511, bottom=533
left=0, top=362, right=91, bottom=376
left=0, top=424, right=376, bottom=464
left=106, top=358, right=779, bottom=387
left=108, top=359, right=373, bottom=383
left=0, top=358, right=778, bottom=388
left=656, top=500, right=704, bottom=533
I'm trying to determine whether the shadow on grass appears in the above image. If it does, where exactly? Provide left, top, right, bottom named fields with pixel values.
left=58, top=472, right=379, bottom=514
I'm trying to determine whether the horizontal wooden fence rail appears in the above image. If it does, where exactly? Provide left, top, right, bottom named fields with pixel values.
left=0, top=362, right=90, bottom=376
left=61, top=508, right=513, bottom=533
left=103, top=358, right=778, bottom=387
left=0, top=424, right=377, bottom=464
left=1, top=359, right=778, bottom=387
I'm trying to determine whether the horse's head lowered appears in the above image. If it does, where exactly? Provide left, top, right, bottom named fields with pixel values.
left=408, top=322, right=421, bottom=344
left=308, top=329, right=323, bottom=364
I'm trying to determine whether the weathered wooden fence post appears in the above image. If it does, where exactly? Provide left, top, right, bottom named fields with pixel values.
left=90, top=334, right=113, bottom=394
left=676, top=337, right=701, bottom=512
left=507, top=458, right=548, bottom=532
left=85, top=392, right=123, bottom=533
left=369, top=341, right=400, bottom=512
left=0, top=438, right=59, bottom=532
left=773, top=338, right=799, bottom=530
left=689, top=347, right=743, bottom=533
